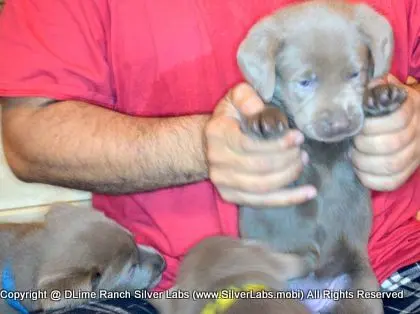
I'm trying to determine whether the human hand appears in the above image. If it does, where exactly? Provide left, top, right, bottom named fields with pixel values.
left=351, top=74, right=420, bottom=191
left=205, top=83, right=317, bottom=208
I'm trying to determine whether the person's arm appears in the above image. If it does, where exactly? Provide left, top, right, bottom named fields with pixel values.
left=0, top=0, right=210, bottom=194
left=2, top=96, right=210, bottom=194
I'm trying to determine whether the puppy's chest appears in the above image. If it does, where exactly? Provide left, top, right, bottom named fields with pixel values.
left=298, top=148, right=371, bottom=243
left=299, top=142, right=359, bottom=204
left=239, top=143, right=372, bottom=257
left=308, top=158, right=358, bottom=206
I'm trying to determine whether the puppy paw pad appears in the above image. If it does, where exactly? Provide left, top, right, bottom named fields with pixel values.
left=242, top=106, right=289, bottom=139
left=364, top=84, right=407, bottom=117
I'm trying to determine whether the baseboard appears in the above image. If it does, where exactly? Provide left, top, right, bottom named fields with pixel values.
left=0, top=200, right=92, bottom=223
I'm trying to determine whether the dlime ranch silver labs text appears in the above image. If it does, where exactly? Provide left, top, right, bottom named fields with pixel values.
left=1, top=288, right=404, bottom=302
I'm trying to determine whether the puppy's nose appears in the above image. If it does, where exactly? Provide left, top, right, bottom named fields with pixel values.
left=150, top=254, right=166, bottom=274
left=319, top=109, right=350, bottom=134
left=138, top=245, right=166, bottom=274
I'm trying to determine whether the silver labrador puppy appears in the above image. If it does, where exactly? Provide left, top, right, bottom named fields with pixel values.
left=151, top=236, right=311, bottom=314
left=0, top=203, right=165, bottom=312
left=237, top=1, right=407, bottom=313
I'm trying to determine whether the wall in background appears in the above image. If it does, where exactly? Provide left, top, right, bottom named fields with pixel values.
left=1, top=111, right=92, bottom=222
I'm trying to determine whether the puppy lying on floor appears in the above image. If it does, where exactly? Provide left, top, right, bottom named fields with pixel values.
left=0, top=203, right=165, bottom=313
left=235, top=0, right=407, bottom=313
left=151, top=236, right=311, bottom=314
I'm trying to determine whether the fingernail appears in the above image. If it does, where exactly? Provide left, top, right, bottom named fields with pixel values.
left=307, top=187, right=317, bottom=199
left=295, top=132, right=304, bottom=145
left=301, top=151, right=309, bottom=165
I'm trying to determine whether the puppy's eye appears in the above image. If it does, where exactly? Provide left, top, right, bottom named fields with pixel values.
left=91, top=271, right=102, bottom=290
left=297, top=75, right=317, bottom=88
left=299, top=79, right=313, bottom=87
left=348, top=71, right=360, bottom=79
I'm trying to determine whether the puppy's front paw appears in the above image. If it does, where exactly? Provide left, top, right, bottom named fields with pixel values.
left=364, top=83, right=407, bottom=117
left=241, top=106, right=289, bottom=139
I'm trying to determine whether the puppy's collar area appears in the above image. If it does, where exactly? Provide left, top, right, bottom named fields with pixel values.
left=2, top=261, right=30, bottom=314
left=200, top=283, right=268, bottom=314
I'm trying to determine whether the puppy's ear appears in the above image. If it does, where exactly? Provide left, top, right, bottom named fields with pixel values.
left=37, top=267, right=98, bottom=310
left=353, top=3, right=394, bottom=79
left=237, top=16, right=284, bottom=102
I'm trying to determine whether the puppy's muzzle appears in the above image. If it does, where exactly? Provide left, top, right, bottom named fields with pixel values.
left=311, top=108, right=363, bottom=142
left=138, top=245, right=166, bottom=275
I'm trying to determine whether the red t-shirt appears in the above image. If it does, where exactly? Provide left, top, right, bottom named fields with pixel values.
left=0, top=0, right=419, bottom=291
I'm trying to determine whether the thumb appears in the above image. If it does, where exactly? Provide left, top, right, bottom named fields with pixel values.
left=368, top=76, right=388, bottom=88
left=368, top=73, right=403, bottom=88
left=386, top=73, right=403, bottom=85
left=229, top=82, right=265, bottom=116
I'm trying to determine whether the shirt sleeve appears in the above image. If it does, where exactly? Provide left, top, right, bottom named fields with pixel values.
left=0, top=0, right=115, bottom=107
left=408, top=0, right=420, bottom=79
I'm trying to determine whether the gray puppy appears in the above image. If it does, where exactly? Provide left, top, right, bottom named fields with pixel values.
left=237, top=1, right=407, bottom=313
left=0, top=203, right=165, bottom=313
left=151, top=236, right=311, bottom=314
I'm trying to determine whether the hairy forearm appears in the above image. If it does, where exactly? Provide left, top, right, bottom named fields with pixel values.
left=1, top=98, right=210, bottom=194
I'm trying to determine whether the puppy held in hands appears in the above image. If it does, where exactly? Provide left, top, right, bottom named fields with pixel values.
left=151, top=236, right=311, bottom=314
left=0, top=203, right=165, bottom=313
left=237, top=1, right=407, bottom=313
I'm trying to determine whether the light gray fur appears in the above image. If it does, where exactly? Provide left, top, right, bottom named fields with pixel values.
left=0, top=203, right=165, bottom=312
left=151, top=236, right=311, bottom=314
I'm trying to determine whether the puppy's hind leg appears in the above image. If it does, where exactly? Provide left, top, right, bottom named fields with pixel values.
left=363, top=83, right=408, bottom=117
left=241, top=105, right=289, bottom=140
